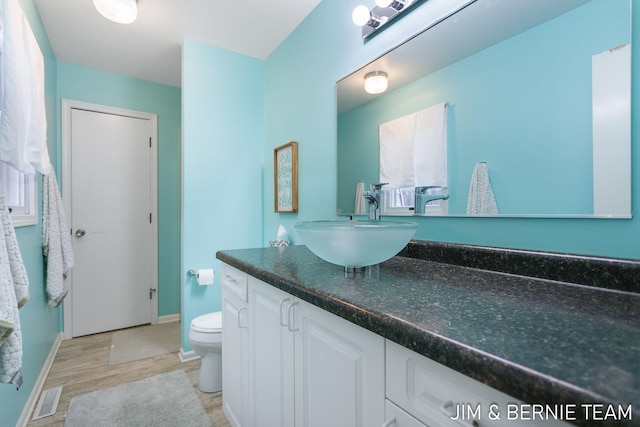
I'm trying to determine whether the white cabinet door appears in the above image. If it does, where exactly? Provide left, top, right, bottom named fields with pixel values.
left=228, top=269, right=385, bottom=427
left=222, top=266, right=249, bottom=427
left=293, top=299, right=385, bottom=427
left=248, top=277, right=295, bottom=427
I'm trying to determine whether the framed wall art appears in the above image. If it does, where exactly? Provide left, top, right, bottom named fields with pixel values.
left=274, top=141, right=298, bottom=213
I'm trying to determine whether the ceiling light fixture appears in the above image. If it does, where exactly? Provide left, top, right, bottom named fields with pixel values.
left=364, top=71, right=388, bottom=94
left=93, top=0, right=138, bottom=24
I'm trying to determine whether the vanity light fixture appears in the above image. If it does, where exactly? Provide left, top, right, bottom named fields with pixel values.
left=353, top=0, right=423, bottom=39
left=352, top=5, right=384, bottom=29
left=375, top=0, right=412, bottom=12
left=93, top=0, right=138, bottom=24
left=364, top=71, right=388, bottom=94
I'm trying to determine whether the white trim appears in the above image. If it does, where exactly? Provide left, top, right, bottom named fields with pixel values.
left=592, top=43, right=631, bottom=217
left=179, top=347, right=200, bottom=363
left=16, top=333, right=63, bottom=427
left=61, top=99, right=159, bottom=338
left=4, top=170, right=38, bottom=227
left=158, top=314, right=180, bottom=324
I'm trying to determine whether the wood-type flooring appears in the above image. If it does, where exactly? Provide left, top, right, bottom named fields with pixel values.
left=26, top=325, right=231, bottom=427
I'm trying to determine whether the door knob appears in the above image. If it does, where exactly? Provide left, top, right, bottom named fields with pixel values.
left=75, top=229, right=86, bottom=237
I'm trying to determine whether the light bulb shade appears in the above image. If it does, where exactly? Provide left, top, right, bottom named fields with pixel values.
left=375, top=0, right=393, bottom=7
left=94, top=0, right=138, bottom=24
left=364, top=71, right=388, bottom=94
left=375, top=0, right=412, bottom=11
left=352, top=5, right=372, bottom=26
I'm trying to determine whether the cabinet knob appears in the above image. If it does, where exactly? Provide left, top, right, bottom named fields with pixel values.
left=441, top=401, right=480, bottom=427
left=237, top=307, right=248, bottom=329
left=287, top=302, right=299, bottom=332
left=279, top=298, right=291, bottom=327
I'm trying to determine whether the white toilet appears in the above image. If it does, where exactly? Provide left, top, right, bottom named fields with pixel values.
left=189, top=311, right=222, bottom=392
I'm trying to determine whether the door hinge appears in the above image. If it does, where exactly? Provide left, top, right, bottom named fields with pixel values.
left=149, top=288, right=157, bottom=299
left=149, top=137, right=152, bottom=148
left=149, top=213, right=152, bottom=223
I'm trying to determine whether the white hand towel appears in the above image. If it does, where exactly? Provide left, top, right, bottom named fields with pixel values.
left=467, top=162, right=499, bottom=215
left=0, top=185, right=29, bottom=385
left=43, top=167, right=73, bottom=307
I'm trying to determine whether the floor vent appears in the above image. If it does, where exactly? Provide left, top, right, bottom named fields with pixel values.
left=32, top=386, right=63, bottom=420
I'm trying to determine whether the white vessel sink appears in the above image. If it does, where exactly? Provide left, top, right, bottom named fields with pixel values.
left=294, top=220, right=418, bottom=269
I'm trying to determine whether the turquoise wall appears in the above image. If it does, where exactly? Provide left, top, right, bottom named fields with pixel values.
left=181, top=39, right=264, bottom=350
left=56, top=62, right=182, bottom=318
left=0, top=1, right=59, bottom=426
left=265, top=0, right=640, bottom=260
left=338, top=0, right=628, bottom=216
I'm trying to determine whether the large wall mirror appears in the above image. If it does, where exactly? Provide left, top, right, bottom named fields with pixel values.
left=337, top=0, right=631, bottom=218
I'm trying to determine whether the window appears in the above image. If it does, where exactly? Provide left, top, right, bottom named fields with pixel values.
left=381, top=186, right=448, bottom=216
left=0, top=162, right=37, bottom=226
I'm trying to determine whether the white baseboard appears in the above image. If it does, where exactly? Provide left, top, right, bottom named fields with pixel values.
left=17, top=332, right=63, bottom=427
left=179, top=347, right=200, bottom=363
left=158, top=313, right=180, bottom=324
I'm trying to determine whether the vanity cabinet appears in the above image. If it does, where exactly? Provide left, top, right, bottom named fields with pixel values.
left=221, top=264, right=250, bottom=427
left=222, top=263, right=385, bottom=427
left=223, top=263, right=573, bottom=427
left=386, top=340, right=572, bottom=427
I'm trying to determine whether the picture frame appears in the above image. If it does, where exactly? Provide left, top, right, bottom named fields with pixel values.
left=274, top=141, right=298, bottom=213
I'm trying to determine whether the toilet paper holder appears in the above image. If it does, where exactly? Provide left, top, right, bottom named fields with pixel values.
left=188, top=268, right=215, bottom=285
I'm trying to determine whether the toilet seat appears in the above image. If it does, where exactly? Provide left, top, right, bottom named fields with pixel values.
left=191, top=311, right=222, bottom=333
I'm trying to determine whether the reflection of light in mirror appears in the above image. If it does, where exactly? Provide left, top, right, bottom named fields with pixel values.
left=364, top=71, right=388, bottom=94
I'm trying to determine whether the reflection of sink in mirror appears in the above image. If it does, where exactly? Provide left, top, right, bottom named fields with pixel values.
left=294, top=220, right=417, bottom=270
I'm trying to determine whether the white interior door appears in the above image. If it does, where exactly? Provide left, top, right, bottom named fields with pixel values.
left=66, top=105, right=156, bottom=337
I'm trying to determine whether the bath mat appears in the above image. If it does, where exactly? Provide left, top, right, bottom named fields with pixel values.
left=109, top=321, right=180, bottom=365
left=65, top=369, right=212, bottom=427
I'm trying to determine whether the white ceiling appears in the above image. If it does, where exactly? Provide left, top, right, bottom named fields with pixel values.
left=35, top=0, right=322, bottom=88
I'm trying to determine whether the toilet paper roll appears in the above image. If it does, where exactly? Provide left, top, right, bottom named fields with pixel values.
left=197, top=269, right=214, bottom=285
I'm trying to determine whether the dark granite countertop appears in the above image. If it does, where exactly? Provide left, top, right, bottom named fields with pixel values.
left=216, top=242, right=640, bottom=427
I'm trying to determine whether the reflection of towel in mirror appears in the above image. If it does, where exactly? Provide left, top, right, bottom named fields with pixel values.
left=467, top=163, right=498, bottom=215
left=0, top=186, right=29, bottom=386
left=354, top=182, right=365, bottom=214
left=43, top=167, right=73, bottom=307
left=379, top=102, right=447, bottom=189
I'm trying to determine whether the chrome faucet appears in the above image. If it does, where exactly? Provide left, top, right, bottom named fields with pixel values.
left=414, top=186, right=449, bottom=214
left=363, top=183, right=387, bottom=221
